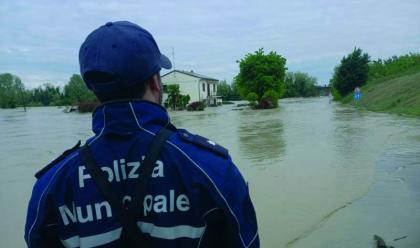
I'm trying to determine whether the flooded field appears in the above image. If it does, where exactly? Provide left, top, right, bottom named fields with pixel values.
left=1, top=97, right=419, bottom=247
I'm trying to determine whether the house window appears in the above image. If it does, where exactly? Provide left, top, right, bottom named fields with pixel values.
left=202, top=83, right=205, bottom=91
left=213, top=84, right=216, bottom=92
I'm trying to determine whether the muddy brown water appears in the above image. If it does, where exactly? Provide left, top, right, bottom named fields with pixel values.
left=1, top=97, right=419, bottom=247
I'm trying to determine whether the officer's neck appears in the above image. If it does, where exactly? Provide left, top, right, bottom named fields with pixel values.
left=141, top=93, right=160, bottom=105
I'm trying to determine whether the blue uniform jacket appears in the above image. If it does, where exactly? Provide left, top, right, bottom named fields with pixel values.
left=25, top=101, right=259, bottom=248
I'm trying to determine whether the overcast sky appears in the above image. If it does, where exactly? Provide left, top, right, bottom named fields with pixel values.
left=1, top=0, right=419, bottom=88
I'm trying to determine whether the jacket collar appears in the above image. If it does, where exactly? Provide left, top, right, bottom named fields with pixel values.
left=92, top=100, right=172, bottom=136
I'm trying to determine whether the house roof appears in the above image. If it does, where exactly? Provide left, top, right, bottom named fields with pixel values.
left=161, top=70, right=218, bottom=81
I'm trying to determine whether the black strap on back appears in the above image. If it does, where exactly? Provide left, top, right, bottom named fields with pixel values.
left=79, top=127, right=173, bottom=246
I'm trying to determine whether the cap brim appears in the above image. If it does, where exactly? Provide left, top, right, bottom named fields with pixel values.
left=160, top=54, right=172, bottom=69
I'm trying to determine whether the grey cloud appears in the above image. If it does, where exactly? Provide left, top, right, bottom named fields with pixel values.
left=0, top=0, right=419, bottom=87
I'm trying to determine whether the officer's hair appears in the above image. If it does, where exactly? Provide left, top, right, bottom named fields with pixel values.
left=85, top=71, right=148, bottom=102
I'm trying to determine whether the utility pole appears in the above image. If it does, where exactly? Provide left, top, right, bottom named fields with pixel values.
left=172, top=47, right=175, bottom=70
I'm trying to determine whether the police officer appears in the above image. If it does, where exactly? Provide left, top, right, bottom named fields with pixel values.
left=25, top=21, right=259, bottom=248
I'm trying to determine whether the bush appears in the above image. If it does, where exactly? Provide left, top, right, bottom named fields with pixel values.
left=178, top=95, right=190, bottom=110
left=368, top=53, right=420, bottom=82
left=246, top=92, right=258, bottom=108
left=331, top=87, right=342, bottom=101
left=187, top=101, right=205, bottom=111
left=260, top=90, right=279, bottom=108
left=78, top=101, right=100, bottom=113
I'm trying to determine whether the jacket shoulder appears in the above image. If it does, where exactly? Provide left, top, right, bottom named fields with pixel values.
left=175, top=129, right=229, bottom=159
left=35, top=141, right=81, bottom=179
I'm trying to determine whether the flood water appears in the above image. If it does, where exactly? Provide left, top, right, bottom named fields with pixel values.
left=1, top=97, right=420, bottom=247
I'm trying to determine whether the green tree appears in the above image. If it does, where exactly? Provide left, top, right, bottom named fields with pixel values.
left=236, top=48, right=286, bottom=108
left=0, top=73, right=26, bottom=108
left=165, top=84, right=180, bottom=110
left=164, top=84, right=190, bottom=110
left=30, top=83, right=63, bottom=106
left=284, top=72, right=317, bottom=98
left=331, top=48, right=370, bottom=97
left=64, top=74, right=96, bottom=105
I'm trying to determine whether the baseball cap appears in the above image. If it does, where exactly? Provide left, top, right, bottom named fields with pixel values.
left=79, top=21, right=172, bottom=93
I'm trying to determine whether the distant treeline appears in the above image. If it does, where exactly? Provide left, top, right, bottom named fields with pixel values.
left=6, top=53, right=415, bottom=108
left=216, top=80, right=241, bottom=101
left=0, top=74, right=96, bottom=109
left=283, top=72, right=318, bottom=98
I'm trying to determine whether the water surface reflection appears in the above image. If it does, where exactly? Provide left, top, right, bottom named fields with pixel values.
left=238, top=109, right=285, bottom=165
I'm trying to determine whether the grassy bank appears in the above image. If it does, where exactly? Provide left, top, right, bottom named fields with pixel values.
left=342, top=71, right=420, bottom=116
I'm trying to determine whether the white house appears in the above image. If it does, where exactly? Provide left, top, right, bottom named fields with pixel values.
left=161, top=70, right=221, bottom=106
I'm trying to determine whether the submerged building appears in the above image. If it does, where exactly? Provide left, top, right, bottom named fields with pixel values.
left=161, top=70, right=222, bottom=106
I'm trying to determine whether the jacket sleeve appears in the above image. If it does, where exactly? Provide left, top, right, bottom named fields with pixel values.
left=219, top=160, right=259, bottom=248
left=25, top=178, right=63, bottom=248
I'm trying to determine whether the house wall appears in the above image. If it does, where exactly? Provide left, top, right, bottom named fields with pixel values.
left=162, top=71, right=200, bottom=103
left=199, top=80, right=218, bottom=100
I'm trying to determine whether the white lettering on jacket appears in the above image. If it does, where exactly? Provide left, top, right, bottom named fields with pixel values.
left=78, top=157, right=164, bottom=188
left=59, top=201, right=112, bottom=226
left=143, top=190, right=190, bottom=216
left=58, top=190, right=190, bottom=225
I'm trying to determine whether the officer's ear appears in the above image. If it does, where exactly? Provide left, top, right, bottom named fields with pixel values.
left=147, top=74, right=162, bottom=93
left=142, top=74, right=163, bottom=104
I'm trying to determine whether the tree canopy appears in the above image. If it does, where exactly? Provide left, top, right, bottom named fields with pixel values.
left=0, top=73, right=26, bottom=108
left=64, top=74, right=96, bottom=105
left=331, top=48, right=370, bottom=97
left=236, top=48, right=287, bottom=108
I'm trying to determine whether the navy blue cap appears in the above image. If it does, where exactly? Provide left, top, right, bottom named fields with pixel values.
left=79, top=21, right=172, bottom=93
